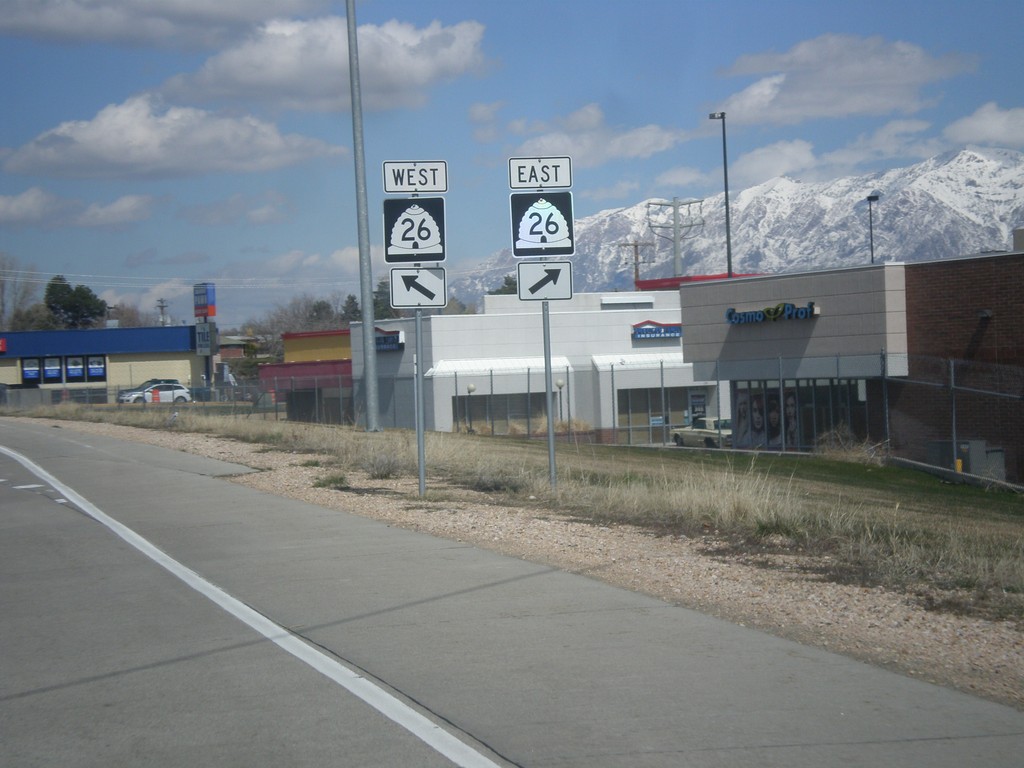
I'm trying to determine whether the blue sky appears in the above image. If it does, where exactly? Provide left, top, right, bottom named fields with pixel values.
left=2, top=0, right=1022, bottom=328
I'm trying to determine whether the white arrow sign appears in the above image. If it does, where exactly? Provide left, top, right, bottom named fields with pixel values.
left=517, top=261, right=573, bottom=301
left=390, top=267, right=447, bottom=308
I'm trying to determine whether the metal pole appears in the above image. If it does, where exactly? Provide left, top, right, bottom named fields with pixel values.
left=950, top=359, right=959, bottom=472
left=709, top=112, right=734, bottom=278
left=415, top=309, right=425, bottom=496
left=660, top=360, right=666, bottom=445
left=867, top=194, right=879, bottom=264
left=346, top=0, right=380, bottom=431
left=779, top=357, right=785, bottom=451
left=881, top=349, right=890, bottom=455
left=610, top=364, right=616, bottom=444
left=543, top=301, right=557, bottom=489
left=869, top=200, right=876, bottom=264
left=672, top=197, right=681, bottom=276
left=565, top=365, right=572, bottom=442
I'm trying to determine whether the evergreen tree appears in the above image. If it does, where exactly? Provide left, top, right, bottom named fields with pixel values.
left=488, top=273, right=517, bottom=295
left=373, top=278, right=400, bottom=319
left=339, top=294, right=361, bottom=322
left=44, top=276, right=107, bottom=329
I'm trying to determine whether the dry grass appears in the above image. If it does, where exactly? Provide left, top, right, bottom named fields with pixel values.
left=14, top=403, right=1024, bottom=623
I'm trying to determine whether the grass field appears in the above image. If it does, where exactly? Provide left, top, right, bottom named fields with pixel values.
left=13, top=403, right=1024, bottom=624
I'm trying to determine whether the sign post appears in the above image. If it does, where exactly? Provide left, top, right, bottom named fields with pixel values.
left=508, top=157, right=575, bottom=488
left=383, top=161, right=450, bottom=496
left=193, top=282, right=216, bottom=392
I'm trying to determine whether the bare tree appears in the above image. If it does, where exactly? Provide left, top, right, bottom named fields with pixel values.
left=107, top=301, right=161, bottom=328
left=242, top=293, right=344, bottom=362
left=0, top=253, right=41, bottom=330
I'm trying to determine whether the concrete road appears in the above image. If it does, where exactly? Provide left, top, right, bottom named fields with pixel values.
left=2, top=417, right=1022, bottom=767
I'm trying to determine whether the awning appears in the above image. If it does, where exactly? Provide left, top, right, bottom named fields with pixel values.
left=426, top=356, right=573, bottom=378
left=590, top=352, right=688, bottom=372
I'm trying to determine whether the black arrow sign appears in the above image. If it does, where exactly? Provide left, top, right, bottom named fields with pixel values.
left=528, top=268, right=562, bottom=295
left=402, top=274, right=436, bottom=301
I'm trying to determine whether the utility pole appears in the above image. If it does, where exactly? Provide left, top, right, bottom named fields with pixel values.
left=346, top=0, right=380, bottom=431
left=646, top=198, right=704, bottom=276
left=156, top=298, right=168, bottom=326
left=619, top=241, right=655, bottom=285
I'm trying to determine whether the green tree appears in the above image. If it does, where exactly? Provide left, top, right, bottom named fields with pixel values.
left=308, top=298, right=336, bottom=327
left=339, top=294, right=361, bottom=323
left=442, top=296, right=476, bottom=315
left=44, top=275, right=107, bottom=329
left=373, top=278, right=400, bottom=319
left=488, top=273, right=517, bottom=295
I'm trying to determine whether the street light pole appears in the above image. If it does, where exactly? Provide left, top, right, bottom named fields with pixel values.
left=866, top=194, right=879, bottom=264
left=709, top=112, right=733, bottom=278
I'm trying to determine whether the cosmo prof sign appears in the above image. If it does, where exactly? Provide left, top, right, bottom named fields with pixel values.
left=726, top=301, right=819, bottom=324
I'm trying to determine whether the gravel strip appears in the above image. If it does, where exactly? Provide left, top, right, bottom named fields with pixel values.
left=27, top=419, right=1023, bottom=710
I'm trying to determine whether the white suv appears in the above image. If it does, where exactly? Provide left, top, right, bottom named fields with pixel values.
left=119, top=382, right=192, bottom=404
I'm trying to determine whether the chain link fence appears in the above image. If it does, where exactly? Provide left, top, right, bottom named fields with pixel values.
left=885, top=355, right=1023, bottom=485
left=3, top=353, right=1020, bottom=484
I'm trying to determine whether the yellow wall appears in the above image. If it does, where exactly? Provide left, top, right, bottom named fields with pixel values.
left=0, top=354, right=204, bottom=391
left=0, top=359, right=18, bottom=387
left=284, top=331, right=351, bottom=363
left=106, top=354, right=205, bottom=388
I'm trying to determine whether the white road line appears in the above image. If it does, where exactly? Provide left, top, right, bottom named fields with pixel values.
left=0, top=445, right=502, bottom=768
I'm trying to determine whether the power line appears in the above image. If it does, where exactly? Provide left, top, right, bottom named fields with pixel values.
left=619, top=241, right=655, bottom=284
left=646, top=198, right=704, bottom=276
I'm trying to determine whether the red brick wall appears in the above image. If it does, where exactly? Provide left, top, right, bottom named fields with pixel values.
left=905, top=254, right=1024, bottom=366
left=901, top=255, right=1023, bottom=481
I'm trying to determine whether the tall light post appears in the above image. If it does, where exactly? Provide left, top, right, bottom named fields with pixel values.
left=709, top=112, right=733, bottom=278
left=866, top=194, right=880, bottom=264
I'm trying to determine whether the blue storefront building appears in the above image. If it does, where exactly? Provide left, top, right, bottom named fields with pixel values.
left=0, top=326, right=208, bottom=406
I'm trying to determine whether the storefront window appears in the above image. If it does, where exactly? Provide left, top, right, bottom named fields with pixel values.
left=733, top=377, right=871, bottom=451
left=43, top=357, right=63, bottom=384
left=616, top=386, right=689, bottom=444
left=21, top=358, right=41, bottom=385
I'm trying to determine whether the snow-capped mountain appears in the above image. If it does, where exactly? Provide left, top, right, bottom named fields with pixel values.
left=451, top=147, right=1024, bottom=303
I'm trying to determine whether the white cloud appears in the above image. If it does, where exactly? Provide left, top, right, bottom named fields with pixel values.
left=732, top=140, right=817, bottom=187
left=818, top=120, right=942, bottom=172
left=164, top=18, right=487, bottom=111
left=944, top=102, right=1024, bottom=148
left=512, top=104, right=684, bottom=168
left=180, top=191, right=289, bottom=226
left=469, top=101, right=504, bottom=124
left=469, top=101, right=504, bottom=142
left=3, top=95, right=344, bottom=179
left=579, top=180, right=641, bottom=202
left=719, top=34, right=975, bottom=125
left=0, top=187, right=67, bottom=227
left=654, top=166, right=709, bottom=190
left=0, top=0, right=326, bottom=48
left=0, top=187, right=152, bottom=228
left=75, top=195, right=155, bottom=227
left=326, top=245, right=363, bottom=273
